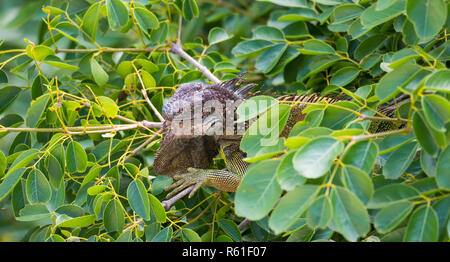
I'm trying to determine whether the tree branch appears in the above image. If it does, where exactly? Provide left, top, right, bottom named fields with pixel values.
left=351, top=127, right=413, bottom=142
left=170, top=42, right=221, bottom=84
left=55, top=47, right=165, bottom=53
left=129, top=130, right=162, bottom=156
left=161, top=185, right=195, bottom=210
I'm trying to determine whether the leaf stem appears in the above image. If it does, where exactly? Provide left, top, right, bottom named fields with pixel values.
left=351, top=127, right=413, bottom=142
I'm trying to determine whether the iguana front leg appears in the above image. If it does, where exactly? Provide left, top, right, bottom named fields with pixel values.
left=164, top=139, right=248, bottom=199
left=164, top=168, right=242, bottom=198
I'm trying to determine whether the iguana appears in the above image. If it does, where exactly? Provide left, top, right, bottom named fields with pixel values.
left=153, top=74, right=403, bottom=199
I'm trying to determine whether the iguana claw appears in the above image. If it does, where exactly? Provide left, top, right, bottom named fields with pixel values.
left=164, top=168, right=207, bottom=199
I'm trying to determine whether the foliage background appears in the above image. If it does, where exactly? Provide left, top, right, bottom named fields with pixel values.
left=0, top=0, right=449, bottom=242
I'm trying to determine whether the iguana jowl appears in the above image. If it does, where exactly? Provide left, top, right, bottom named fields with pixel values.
left=153, top=75, right=401, bottom=199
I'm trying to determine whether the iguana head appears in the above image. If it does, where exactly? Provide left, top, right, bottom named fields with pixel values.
left=153, top=73, right=256, bottom=177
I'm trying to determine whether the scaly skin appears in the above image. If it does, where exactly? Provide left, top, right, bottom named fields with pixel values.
left=154, top=77, right=402, bottom=199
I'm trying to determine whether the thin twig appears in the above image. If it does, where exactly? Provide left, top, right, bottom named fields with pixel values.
left=141, top=87, right=165, bottom=122
left=162, top=185, right=195, bottom=210
left=56, top=47, right=162, bottom=53
left=359, top=114, right=409, bottom=123
left=238, top=218, right=250, bottom=231
left=351, top=127, right=413, bottom=142
left=129, top=130, right=162, bottom=156
left=115, top=115, right=163, bottom=129
left=131, top=63, right=165, bottom=122
left=177, top=15, right=182, bottom=46
left=0, top=124, right=137, bottom=133
left=170, top=42, right=221, bottom=84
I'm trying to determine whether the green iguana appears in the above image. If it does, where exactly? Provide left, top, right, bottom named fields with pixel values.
left=153, top=74, right=402, bottom=199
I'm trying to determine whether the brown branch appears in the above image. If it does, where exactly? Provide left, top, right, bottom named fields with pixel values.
left=115, top=115, right=163, bottom=129
left=141, top=87, right=165, bottom=122
left=169, top=42, right=221, bottom=84
left=238, top=218, right=250, bottom=231
left=161, top=185, right=195, bottom=210
left=129, top=130, right=162, bottom=156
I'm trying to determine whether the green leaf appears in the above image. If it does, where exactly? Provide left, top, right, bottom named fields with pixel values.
left=218, top=219, right=242, bottom=242
left=413, top=111, right=441, bottom=156
left=406, top=0, right=447, bottom=43
left=0, top=70, right=8, bottom=83
left=252, top=26, right=284, bottom=41
left=231, top=40, right=273, bottom=57
left=148, top=193, right=166, bottom=223
left=235, top=160, right=282, bottom=220
left=374, top=201, right=414, bottom=234
left=235, top=95, right=277, bottom=123
left=330, top=186, right=370, bottom=242
left=361, top=0, right=406, bottom=30
left=340, top=165, right=374, bottom=205
left=6, top=149, right=39, bottom=177
left=90, top=58, right=109, bottom=86
left=354, top=34, right=385, bottom=61
left=425, top=69, right=450, bottom=92
left=259, top=0, right=307, bottom=8
left=45, top=154, right=63, bottom=189
left=256, top=43, right=287, bottom=73
left=25, top=93, right=50, bottom=127
left=140, top=70, right=156, bottom=88
left=422, top=94, right=450, bottom=132
left=104, top=199, right=125, bottom=233
left=341, top=140, right=378, bottom=174
left=106, top=0, right=129, bottom=31
left=368, top=184, right=420, bottom=209
left=26, top=169, right=52, bottom=204
left=66, top=141, right=88, bottom=173
left=268, top=184, right=320, bottom=234
left=181, top=228, right=201, bottom=242
left=87, top=185, right=107, bottom=195
left=404, top=205, right=439, bottom=242
left=375, top=64, right=422, bottom=103
left=97, top=96, right=119, bottom=118
left=241, top=104, right=290, bottom=160
left=278, top=8, right=318, bottom=21
left=183, top=0, right=199, bottom=21
left=293, top=136, right=344, bottom=179
left=82, top=2, right=101, bottom=40
left=306, top=195, right=333, bottom=228
left=0, top=86, right=21, bottom=113
left=296, top=55, right=340, bottom=81
left=436, top=146, right=450, bottom=189
left=0, top=151, right=5, bottom=178
left=330, top=67, right=359, bottom=86
left=0, top=168, right=26, bottom=201
left=276, top=151, right=306, bottom=191
left=377, top=0, right=397, bottom=10
left=127, top=179, right=151, bottom=221
left=208, top=27, right=232, bottom=45
left=151, top=226, right=172, bottom=242
left=334, top=4, right=364, bottom=23
left=133, top=7, right=159, bottom=31
left=57, top=215, right=97, bottom=228
left=298, top=39, right=335, bottom=55
left=115, top=230, right=132, bottom=242
left=383, top=142, right=419, bottom=179
left=42, top=60, right=79, bottom=71
left=26, top=45, right=55, bottom=61
left=17, top=203, right=51, bottom=222
left=421, top=150, right=438, bottom=177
